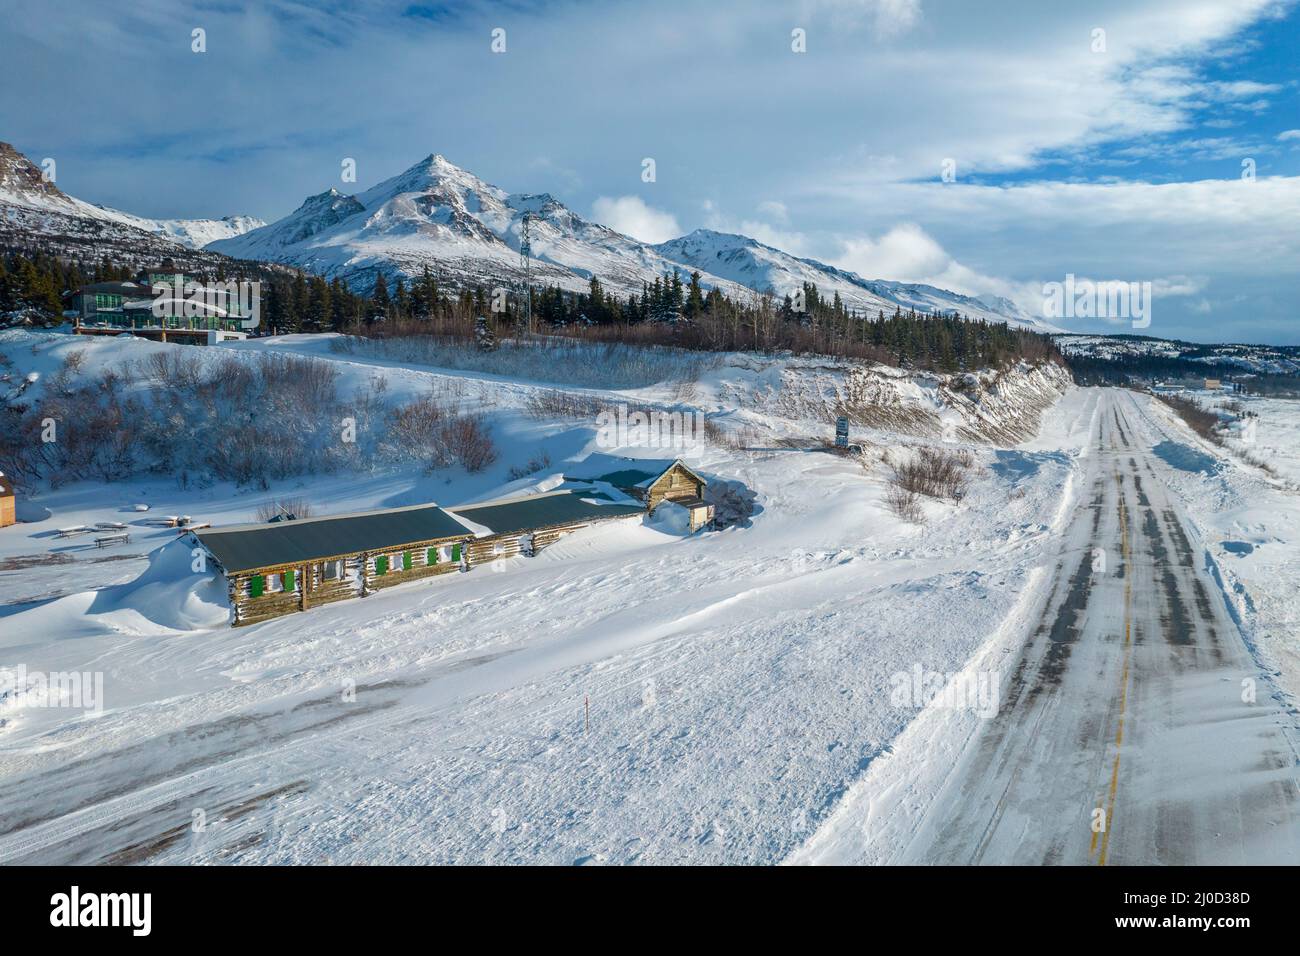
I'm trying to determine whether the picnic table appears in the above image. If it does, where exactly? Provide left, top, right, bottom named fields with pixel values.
left=94, top=532, right=130, bottom=548
left=144, top=515, right=190, bottom=528
left=94, top=521, right=128, bottom=531
left=56, top=526, right=92, bottom=538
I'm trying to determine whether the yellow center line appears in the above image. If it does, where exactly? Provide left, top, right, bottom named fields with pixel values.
left=1095, top=470, right=1133, bottom=865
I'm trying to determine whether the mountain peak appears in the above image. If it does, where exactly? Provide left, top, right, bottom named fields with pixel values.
left=0, top=141, right=71, bottom=207
left=670, top=228, right=767, bottom=250
left=404, top=152, right=472, bottom=180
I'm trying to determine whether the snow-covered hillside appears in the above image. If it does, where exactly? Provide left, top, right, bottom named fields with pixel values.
left=0, top=141, right=262, bottom=254
left=1057, top=332, right=1300, bottom=376
left=0, top=328, right=1082, bottom=864
left=107, top=213, right=265, bottom=250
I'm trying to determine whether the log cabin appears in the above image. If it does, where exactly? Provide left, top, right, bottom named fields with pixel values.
left=563, top=455, right=714, bottom=531
left=449, top=489, right=646, bottom=567
left=0, top=472, right=15, bottom=528
left=192, top=458, right=717, bottom=627
left=194, top=502, right=472, bottom=627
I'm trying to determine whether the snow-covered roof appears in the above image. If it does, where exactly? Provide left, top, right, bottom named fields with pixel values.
left=449, top=489, right=644, bottom=536
left=563, top=454, right=700, bottom=489
left=195, top=502, right=472, bottom=574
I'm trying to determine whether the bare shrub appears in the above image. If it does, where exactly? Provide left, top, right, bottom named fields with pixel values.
left=337, top=334, right=709, bottom=390
left=702, top=419, right=767, bottom=450
left=256, top=496, right=315, bottom=522
left=884, top=485, right=925, bottom=523
left=259, top=354, right=340, bottom=409
left=441, top=414, right=497, bottom=472
left=381, top=393, right=449, bottom=466
left=62, top=349, right=87, bottom=375
left=524, top=390, right=603, bottom=419
left=888, top=446, right=973, bottom=502
left=1155, top=394, right=1224, bottom=446
left=506, top=449, right=552, bottom=482
left=141, top=349, right=203, bottom=391
left=5, top=345, right=496, bottom=488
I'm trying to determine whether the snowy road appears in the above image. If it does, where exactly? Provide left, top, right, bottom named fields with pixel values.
left=888, top=390, right=1300, bottom=864
left=4, top=379, right=1297, bottom=865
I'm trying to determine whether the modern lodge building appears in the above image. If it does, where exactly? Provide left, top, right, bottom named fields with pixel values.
left=66, top=270, right=254, bottom=345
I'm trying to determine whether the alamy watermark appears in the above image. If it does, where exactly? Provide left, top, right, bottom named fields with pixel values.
left=889, top=664, right=1000, bottom=719
left=151, top=276, right=261, bottom=330
left=595, top=403, right=704, bottom=450
left=1042, top=274, right=1151, bottom=329
left=1, top=664, right=104, bottom=715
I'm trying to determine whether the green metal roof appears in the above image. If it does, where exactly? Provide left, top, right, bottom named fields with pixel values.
left=564, top=454, right=704, bottom=490
left=195, top=503, right=471, bottom=574
left=450, top=490, right=644, bottom=536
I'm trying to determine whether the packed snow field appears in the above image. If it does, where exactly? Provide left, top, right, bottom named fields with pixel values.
left=0, top=330, right=1296, bottom=864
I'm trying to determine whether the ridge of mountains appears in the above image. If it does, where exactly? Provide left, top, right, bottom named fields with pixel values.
left=1, top=142, right=1050, bottom=329
left=0, top=142, right=263, bottom=266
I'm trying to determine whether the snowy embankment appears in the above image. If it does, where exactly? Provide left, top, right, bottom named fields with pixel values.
left=1137, top=391, right=1300, bottom=710
left=1, top=330, right=1081, bottom=863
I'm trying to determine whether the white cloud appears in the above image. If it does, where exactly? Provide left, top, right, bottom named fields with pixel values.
left=833, top=223, right=951, bottom=283
left=814, top=0, right=923, bottom=38
left=756, top=200, right=789, bottom=224
left=1278, top=129, right=1300, bottom=141
left=803, top=174, right=1300, bottom=337
left=591, top=195, right=681, bottom=243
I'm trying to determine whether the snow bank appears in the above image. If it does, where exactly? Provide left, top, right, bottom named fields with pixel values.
left=3, top=538, right=229, bottom=640
left=702, top=354, right=1072, bottom=445
left=646, top=499, right=692, bottom=536
left=120, top=538, right=231, bottom=631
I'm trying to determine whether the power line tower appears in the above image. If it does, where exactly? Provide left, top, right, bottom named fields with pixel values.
left=519, top=211, right=533, bottom=335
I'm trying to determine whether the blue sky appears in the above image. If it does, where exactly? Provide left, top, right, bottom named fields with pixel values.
left=2, top=0, right=1298, bottom=343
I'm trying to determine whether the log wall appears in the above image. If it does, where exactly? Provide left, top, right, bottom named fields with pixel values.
left=645, top=465, right=705, bottom=511
left=228, top=535, right=467, bottom=627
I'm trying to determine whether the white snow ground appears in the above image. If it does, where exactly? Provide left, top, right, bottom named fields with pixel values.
left=0, top=331, right=1296, bottom=865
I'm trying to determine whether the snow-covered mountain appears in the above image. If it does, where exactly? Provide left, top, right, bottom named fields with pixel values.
left=0, top=141, right=262, bottom=254
left=211, top=154, right=750, bottom=300
left=654, top=229, right=1052, bottom=329
left=214, top=153, right=1051, bottom=329
left=121, top=214, right=265, bottom=250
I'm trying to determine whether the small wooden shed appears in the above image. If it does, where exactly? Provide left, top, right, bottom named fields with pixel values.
left=564, top=455, right=713, bottom=531
left=194, top=502, right=473, bottom=626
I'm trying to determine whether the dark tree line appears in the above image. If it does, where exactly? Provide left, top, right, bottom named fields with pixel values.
left=1065, top=352, right=1300, bottom=395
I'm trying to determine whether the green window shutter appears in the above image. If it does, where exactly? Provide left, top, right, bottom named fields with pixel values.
left=451, top=543, right=461, bottom=562
left=375, top=556, right=388, bottom=575
left=428, top=547, right=438, bottom=564
left=284, top=569, right=295, bottom=591
left=250, top=574, right=264, bottom=598
left=403, top=551, right=412, bottom=571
